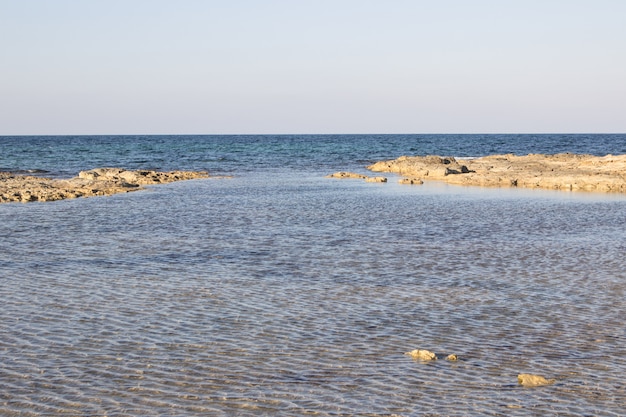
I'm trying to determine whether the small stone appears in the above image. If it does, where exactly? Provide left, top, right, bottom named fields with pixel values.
left=517, top=373, right=555, bottom=387
left=405, top=349, right=437, bottom=361
left=445, top=354, right=458, bottom=361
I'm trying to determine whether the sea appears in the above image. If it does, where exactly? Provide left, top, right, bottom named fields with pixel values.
left=1, top=134, right=625, bottom=416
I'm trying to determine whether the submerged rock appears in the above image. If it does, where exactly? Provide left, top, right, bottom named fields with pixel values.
left=445, top=354, right=458, bottom=361
left=405, top=349, right=437, bottom=361
left=517, top=373, right=555, bottom=387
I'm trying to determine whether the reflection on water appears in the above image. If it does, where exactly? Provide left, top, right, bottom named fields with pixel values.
left=1, top=176, right=625, bottom=416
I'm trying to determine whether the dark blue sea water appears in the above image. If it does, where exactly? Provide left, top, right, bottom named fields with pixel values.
left=1, top=135, right=626, bottom=416
left=2, top=134, right=626, bottom=178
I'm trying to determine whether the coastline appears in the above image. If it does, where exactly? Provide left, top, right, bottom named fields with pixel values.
left=5, top=152, right=626, bottom=204
left=367, top=153, right=626, bottom=192
left=0, top=168, right=209, bottom=203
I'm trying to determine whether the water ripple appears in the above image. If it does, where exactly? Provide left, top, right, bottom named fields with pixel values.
left=1, top=177, right=625, bottom=415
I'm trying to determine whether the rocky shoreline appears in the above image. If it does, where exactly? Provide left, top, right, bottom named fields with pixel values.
left=6, top=153, right=626, bottom=203
left=0, top=168, right=209, bottom=203
left=366, top=153, right=626, bottom=192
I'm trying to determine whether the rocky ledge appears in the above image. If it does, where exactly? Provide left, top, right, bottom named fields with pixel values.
left=326, top=172, right=388, bottom=183
left=368, top=153, right=626, bottom=192
left=1, top=168, right=209, bottom=203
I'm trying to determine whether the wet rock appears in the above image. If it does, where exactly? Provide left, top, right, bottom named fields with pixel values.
left=517, top=373, right=555, bottom=387
left=326, top=172, right=387, bottom=183
left=326, top=172, right=367, bottom=179
left=445, top=354, right=458, bottom=361
left=365, top=176, right=387, bottom=183
left=398, top=178, right=424, bottom=185
left=405, top=349, right=437, bottom=361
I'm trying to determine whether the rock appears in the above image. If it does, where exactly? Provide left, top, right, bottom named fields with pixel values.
left=1, top=169, right=209, bottom=204
left=405, top=349, right=437, bottom=361
left=367, top=153, right=626, bottom=193
left=78, top=167, right=124, bottom=180
left=326, top=172, right=387, bottom=183
left=398, top=178, right=423, bottom=185
left=517, top=373, right=555, bottom=387
left=326, top=172, right=367, bottom=179
left=369, top=156, right=467, bottom=180
left=445, top=354, right=458, bottom=361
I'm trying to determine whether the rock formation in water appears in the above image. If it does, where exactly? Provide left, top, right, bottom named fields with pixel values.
left=368, top=153, right=626, bottom=192
left=326, top=172, right=368, bottom=179
left=405, top=349, right=437, bottom=361
left=326, top=172, right=388, bottom=183
left=517, top=373, right=556, bottom=387
left=0, top=168, right=209, bottom=203
left=398, top=177, right=424, bottom=185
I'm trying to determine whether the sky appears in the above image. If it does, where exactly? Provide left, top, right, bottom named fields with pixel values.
left=1, top=0, right=625, bottom=135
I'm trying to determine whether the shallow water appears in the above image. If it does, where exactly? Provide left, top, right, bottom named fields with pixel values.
left=1, top=135, right=626, bottom=415
left=1, top=175, right=625, bottom=416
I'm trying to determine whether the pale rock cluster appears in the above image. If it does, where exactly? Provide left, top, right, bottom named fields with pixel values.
left=326, top=172, right=387, bottom=183
left=1, top=168, right=209, bottom=203
left=405, top=348, right=556, bottom=388
left=368, top=153, right=626, bottom=192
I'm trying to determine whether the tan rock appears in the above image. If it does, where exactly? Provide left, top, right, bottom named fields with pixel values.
left=517, top=373, right=555, bottom=387
left=398, top=177, right=424, bottom=185
left=405, top=349, right=437, bottom=361
left=326, top=172, right=387, bottom=183
left=326, top=172, right=368, bottom=179
left=1, top=169, right=209, bottom=204
left=368, top=153, right=626, bottom=193
left=365, top=176, right=387, bottom=183
left=445, top=354, right=458, bottom=361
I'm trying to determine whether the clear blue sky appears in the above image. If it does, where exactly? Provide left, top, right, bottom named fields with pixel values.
left=1, top=0, right=625, bottom=134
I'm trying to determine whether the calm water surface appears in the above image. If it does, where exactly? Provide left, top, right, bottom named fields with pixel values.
left=1, top=135, right=626, bottom=416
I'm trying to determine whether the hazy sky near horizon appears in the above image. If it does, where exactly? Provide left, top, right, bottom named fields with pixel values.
left=1, top=0, right=625, bottom=135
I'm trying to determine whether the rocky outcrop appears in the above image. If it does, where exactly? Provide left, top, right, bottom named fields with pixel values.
left=365, top=176, right=388, bottom=183
left=398, top=177, right=424, bottom=185
left=369, top=156, right=472, bottom=180
left=326, top=172, right=368, bottom=179
left=1, top=168, right=209, bottom=203
left=368, top=153, right=626, bottom=192
left=326, top=172, right=388, bottom=183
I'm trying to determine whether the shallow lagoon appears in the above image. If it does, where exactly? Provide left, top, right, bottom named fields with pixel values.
left=2, top=168, right=625, bottom=416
